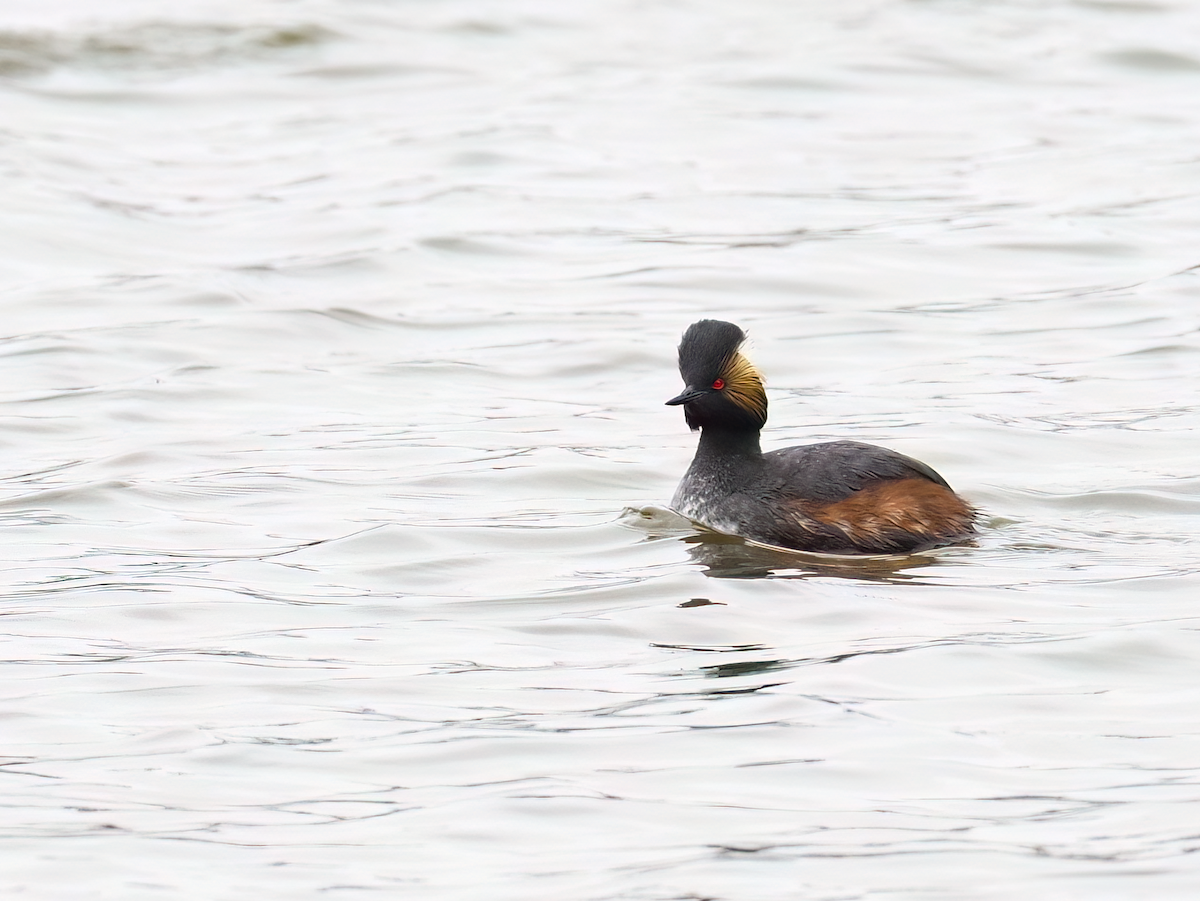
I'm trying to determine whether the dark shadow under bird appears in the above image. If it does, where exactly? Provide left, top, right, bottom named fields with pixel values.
left=666, top=319, right=976, bottom=555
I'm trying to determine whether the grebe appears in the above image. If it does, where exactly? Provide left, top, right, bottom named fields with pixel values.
left=666, top=319, right=976, bottom=554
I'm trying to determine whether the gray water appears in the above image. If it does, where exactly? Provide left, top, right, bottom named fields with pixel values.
left=3, top=1, right=1200, bottom=898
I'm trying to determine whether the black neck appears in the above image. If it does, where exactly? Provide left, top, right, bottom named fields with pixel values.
left=694, top=425, right=763, bottom=460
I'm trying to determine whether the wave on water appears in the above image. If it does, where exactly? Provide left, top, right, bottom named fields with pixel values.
left=0, top=20, right=333, bottom=77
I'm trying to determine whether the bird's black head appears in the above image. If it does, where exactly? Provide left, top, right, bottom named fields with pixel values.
left=666, top=319, right=767, bottom=432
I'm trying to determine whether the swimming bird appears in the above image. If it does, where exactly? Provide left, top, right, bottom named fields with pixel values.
left=666, top=319, right=976, bottom=554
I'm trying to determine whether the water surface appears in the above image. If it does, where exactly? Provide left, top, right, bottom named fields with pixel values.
left=2, top=1, right=1200, bottom=898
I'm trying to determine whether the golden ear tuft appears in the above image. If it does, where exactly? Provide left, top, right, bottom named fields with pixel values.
left=720, top=353, right=767, bottom=423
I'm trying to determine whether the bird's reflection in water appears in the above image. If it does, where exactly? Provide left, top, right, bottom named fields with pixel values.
left=621, top=505, right=965, bottom=584
left=682, top=530, right=954, bottom=584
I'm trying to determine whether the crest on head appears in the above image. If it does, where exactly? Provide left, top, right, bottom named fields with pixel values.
left=672, top=320, right=767, bottom=431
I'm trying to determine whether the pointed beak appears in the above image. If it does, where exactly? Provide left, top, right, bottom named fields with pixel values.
left=665, top=386, right=706, bottom=406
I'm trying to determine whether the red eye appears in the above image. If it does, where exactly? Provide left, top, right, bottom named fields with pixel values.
left=712, top=378, right=725, bottom=390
